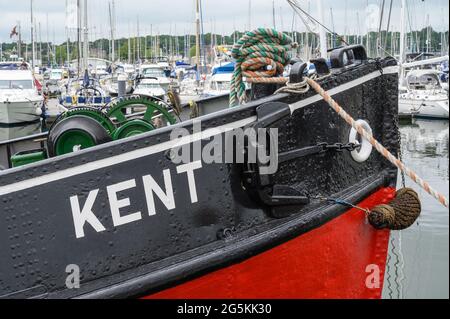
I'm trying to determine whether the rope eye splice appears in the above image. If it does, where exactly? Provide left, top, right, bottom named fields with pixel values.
left=229, top=28, right=298, bottom=107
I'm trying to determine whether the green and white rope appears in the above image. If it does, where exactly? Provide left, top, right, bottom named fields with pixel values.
left=230, top=28, right=297, bottom=107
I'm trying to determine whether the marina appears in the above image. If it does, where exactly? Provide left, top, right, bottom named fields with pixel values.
left=0, top=0, right=448, bottom=301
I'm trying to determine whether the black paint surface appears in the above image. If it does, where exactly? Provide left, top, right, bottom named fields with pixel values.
left=0, top=58, right=399, bottom=299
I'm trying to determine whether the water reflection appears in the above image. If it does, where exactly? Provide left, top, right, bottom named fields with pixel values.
left=384, top=119, right=449, bottom=299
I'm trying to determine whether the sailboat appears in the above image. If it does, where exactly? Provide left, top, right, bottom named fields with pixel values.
left=397, top=0, right=449, bottom=119
left=399, top=66, right=449, bottom=119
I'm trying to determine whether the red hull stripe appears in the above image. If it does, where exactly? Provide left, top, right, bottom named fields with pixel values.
left=146, top=188, right=395, bottom=299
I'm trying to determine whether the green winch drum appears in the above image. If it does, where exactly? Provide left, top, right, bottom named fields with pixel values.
left=61, top=107, right=116, bottom=135
left=46, top=96, right=177, bottom=158
left=47, top=115, right=113, bottom=157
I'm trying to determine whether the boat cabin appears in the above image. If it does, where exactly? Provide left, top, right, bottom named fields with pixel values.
left=406, top=70, right=444, bottom=91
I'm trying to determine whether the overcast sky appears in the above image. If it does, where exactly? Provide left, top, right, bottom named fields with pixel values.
left=0, top=0, right=448, bottom=44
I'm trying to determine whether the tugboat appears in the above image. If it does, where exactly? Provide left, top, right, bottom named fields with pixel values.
left=0, top=41, right=400, bottom=299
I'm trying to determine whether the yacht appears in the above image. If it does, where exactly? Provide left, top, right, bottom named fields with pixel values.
left=140, top=64, right=171, bottom=93
left=133, top=77, right=166, bottom=100
left=117, top=63, right=136, bottom=78
left=202, top=62, right=235, bottom=98
left=399, top=69, right=449, bottom=119
left=0, top=69, right=44, bottom=124
left=46, top=68, right=64, bottom=96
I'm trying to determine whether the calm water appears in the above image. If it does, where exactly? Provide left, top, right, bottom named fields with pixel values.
left=383, top=119, right=449, bottom=299
left=0, top=118, right=449, bottom=299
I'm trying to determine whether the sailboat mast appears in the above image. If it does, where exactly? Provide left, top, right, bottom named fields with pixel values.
left=399, top=0, right=406, bottom=79
left=195, top=0, right=201, bottom=69
left=66, top=30, right=70, bottom=65
left=83, top=0, right=89, bottom=72
left=272, top=0, right=276, bottom=29
left=111, top=0, right=116, bottom=62
left=127, top=22, right=131, bottom=63
left=150, top=24, right=153, bottom=59
left=76, top=1, right=81, bottom=73
left=108, top=2, right=115, bottom=62
left=330, top=8, right=336, bottom=48
left=137, top=16, right=140, bottom=63
left=17, top=22, right=22, bottom=60
left=31, top=0, right=36, bottom=69
left=426, top=14, right=430, bottom=53
left=248, top=0, right=252, bottom=31
left=317, top=0, right=328, bottom=58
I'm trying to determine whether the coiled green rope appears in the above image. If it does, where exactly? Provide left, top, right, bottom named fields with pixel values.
left=229, top=28, right=297, bottom=107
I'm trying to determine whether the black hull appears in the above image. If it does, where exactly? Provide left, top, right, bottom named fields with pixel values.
left=0, top=56, right=399, bottom=299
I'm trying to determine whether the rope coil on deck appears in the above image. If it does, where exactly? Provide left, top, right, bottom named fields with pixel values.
left=230, top=28, right=297, bottom=107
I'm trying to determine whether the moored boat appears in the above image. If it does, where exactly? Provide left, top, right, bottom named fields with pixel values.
left=0, top=44, right=401, bottom=299
left=0, top=68, right=44, bottom=124
left=399, top=69, right=449, bottom=119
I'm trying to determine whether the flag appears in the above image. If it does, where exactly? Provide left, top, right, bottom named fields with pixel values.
left=10, top=26, right=19, bottom=39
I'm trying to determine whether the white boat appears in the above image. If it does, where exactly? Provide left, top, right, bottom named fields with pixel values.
left=49, top=69, right=64, bottom=82
left=117, top=64, right=136, bottom=78
left=133, top=78, right=166, bottom=100
left=101, top=73, right=133, bottom=96
left=399, top=69, right=449, bottom=119
left=92, top=65, right=109, bottom=78
left=0, top=69, right=44, bottom=124
left=202, top=61, right=234, bottom=98
left=46, top=69, right=64, bottom=95
left=140, top=64, right=171, bottom=93
left=202, top=72, right=232, bottom=97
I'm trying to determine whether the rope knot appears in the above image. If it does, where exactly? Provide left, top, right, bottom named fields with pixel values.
left=369, top=188, right=422, bottom=230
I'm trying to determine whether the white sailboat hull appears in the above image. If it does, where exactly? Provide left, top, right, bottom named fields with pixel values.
left=399, top=93, right=449, bottom=119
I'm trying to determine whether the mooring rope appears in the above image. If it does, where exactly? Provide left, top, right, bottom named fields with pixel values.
left=230, top=28, right=297, bottom=107
left=306, top=77, right=449, bottom=209
left=231, top=28, right=448, bottom=209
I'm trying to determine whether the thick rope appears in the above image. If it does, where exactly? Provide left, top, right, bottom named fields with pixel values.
left=306, top=77, right=449, bottom=208
left=230, top=28, right=297, bottom=107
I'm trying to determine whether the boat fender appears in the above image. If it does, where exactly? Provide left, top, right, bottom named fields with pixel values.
left=349, top=119, right=373, bottom=163
left=368, top=188, right=422, bottom=230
